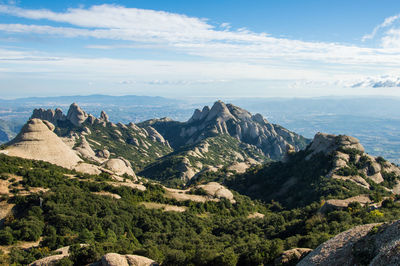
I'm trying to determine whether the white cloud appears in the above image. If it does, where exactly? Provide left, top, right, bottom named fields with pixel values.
left=362, top=14, right=400, bottom=41
left=1, top=4, right=400, bottom=67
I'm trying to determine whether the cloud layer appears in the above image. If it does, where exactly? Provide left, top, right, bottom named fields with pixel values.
left=0, top=3, right=400, bottom=96
left=1, top=4, right=400, bottom=65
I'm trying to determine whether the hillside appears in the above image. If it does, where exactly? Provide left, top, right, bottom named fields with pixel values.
left=1, top=154, right=400, bottom=265
left=0, top=102, right=400, bottom=265
left=224, top=132, right=400, bottom=208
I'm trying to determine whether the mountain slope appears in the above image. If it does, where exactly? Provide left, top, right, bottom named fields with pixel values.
left=139, top=134, right=266, bottom=185
left=225, top=132, right=400, bottom=208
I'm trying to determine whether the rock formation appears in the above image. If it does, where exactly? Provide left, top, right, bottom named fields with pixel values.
left=2, top=119, right=82, bottom=169
left=66, top=103, right=89, bottom=126
left=298, top=220, right=400, bottom=265
left=30, top=103, right=111, bottom=128
left=31, top=108, right=65, bottom=125
left=306, top=132, right=400, bottom=190
left=95, top=253, right=158, bottom=266
left=102, top=158, right=136, bottom=178
left=177, top=101, right=309, bottom=160
left=275, top=248, right=312, bottom=265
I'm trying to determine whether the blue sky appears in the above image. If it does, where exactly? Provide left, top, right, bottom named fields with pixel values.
left=1, top=0, right=400, bottom=98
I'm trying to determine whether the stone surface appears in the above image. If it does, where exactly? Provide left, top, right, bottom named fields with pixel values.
left=66, top=103, right=88, bottom=126
left=102, top=158, right=136, bottom=179
left=99, top=253, right=158, bottom=266
left=298, top=220, right=400, bottom=266
left=4, top=119, right=82, bottom=169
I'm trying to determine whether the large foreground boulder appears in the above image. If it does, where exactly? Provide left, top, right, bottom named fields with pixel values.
left=298, top=220, right=400, bottom=265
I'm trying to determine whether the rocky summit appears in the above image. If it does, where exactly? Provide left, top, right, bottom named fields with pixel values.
left=145, top=100, right=309, bottom=161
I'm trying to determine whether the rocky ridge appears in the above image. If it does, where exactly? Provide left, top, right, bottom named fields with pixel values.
left=308, top=132, right=400, bottom=192
left=179, top=101, right=309, bottom=160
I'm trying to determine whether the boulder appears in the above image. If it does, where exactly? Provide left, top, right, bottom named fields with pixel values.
left=99, top=253, right=158, bottom=266
left=102, top=158, right=136, bottom=179
left=275, top=248, right=312, bottom=265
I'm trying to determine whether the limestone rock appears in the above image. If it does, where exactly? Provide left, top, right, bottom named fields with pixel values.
left=4, top=119, right=82, bottom=169
left=178, top=101, right=309, bottom=160
left=31, top=108, right=65, bottom=125
left=145, top=126, right=166, bottom=143
left=99, top=253, right=158, bottom=266
left=29, top=254, right=66, bottom=266
left=275, top=248, right=312, bottom=265
left=102, top=158, right=136, bottom=179
left=197, top=182, right=235, bottom=203
left=307, top=133, right=364, bottom=160
left=66, top=103, right=88, bottom=126
left=298, top=220, right=400, bottom=266
left=96, top=149, right=110, bottom=159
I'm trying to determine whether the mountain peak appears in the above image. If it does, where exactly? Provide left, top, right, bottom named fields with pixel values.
left=307, top=132, right=364, bottom=159
left=66, top=103, right=88, bottom=126
left=205, top=100, right=235, bottom=122
left=100, top=110, right=110, bottom=122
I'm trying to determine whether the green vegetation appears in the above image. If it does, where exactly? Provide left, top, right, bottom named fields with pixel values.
left=0, top=154, right=400, bottom=265
left=139, top=134, right=266, bottom=184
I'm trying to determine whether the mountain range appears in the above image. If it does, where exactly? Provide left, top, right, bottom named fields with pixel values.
left=0, top=101, right=399, bottom=265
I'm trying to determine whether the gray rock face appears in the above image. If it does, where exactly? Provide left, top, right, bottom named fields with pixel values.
left=182, top=101, right=308, bottom=160
left=298, top=220, right=400, bottom=266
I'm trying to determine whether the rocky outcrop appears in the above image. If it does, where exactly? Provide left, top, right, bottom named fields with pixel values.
left=305, top=132, right=400, bottom=191
left=275, top=248, right=312, bottom=265
left=144, top=126, right=166, bottom=144
left=102, top=158, right=136, bottom=179
left=306, top=133, right=364, bottom=160
left=2, top=119, right=82, bottom=169
left=179, top=101, right=309, bottom=160
left=96, top=253, right=158, bottom=266
left=197, top=182, right=235, bottom=203
left=100, top=110, right=110, bottom=123
left=31, top=108, right=65, bottom=125
left=66, top=103, right=89, bottom=126
left=30, top=103, right=112, bottom=128
left=298, top=220, right=400, bottom=265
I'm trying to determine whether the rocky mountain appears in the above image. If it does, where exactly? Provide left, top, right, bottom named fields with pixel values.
left=1, top=101, right=400, bottom=265
left=24, top=101, right=310, bottom=185
left=226, top=132, right=400, bottom=208
left=29, top=103, right=173, bottom=173
left=142, top=100, right=309, bottom=160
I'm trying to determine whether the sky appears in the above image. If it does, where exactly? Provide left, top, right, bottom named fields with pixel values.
left=1, top=0, right=400, bottom=98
